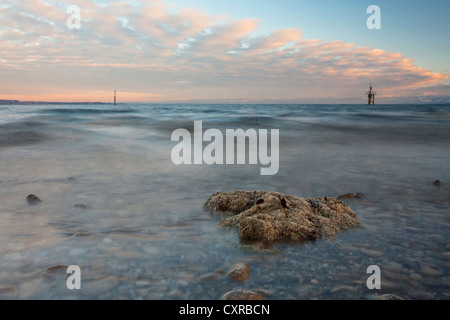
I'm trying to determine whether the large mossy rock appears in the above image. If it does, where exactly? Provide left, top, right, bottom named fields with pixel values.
left=205, top=191, right=362, bottom=241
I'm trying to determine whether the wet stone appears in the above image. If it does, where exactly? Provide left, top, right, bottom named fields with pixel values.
left=41, top=265, right=68, bottom=278
left=26, top=194, right=42, bottom=205
left=337, top=193, right=355, bottom=200
left=74, top=204, right=87, bottom=210
left=220, top=289, right=263, bottom=300
left=206, top=191, right=362, bottom=242
left=226, top=263, right=251, bottom=282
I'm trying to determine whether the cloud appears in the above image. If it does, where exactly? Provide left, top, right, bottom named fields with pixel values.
left=0, top=0, right=448, bottom=102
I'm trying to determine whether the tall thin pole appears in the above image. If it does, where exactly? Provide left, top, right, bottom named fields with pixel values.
left=114, top=90, right=116, bottom=106
left=366, top=83, right=376, bottom=105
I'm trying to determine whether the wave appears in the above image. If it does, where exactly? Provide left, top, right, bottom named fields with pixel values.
left=40, top=108, right=135, bottom=115
left=0, top=130, right=47, bottom=147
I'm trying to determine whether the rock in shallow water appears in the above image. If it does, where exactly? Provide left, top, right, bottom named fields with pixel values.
left=220, top=289, right=263, bottom=300
left=26, top=194, right=42, bottom=204
left=41, top=265, right=68, bottom=278
left=337, top=193, right=355, bottom=200
left=205, top=191, right=362, bottom=241
left=226, top=263, right=251, bottom=282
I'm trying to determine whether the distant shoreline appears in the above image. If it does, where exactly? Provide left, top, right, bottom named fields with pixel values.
left=1, top=99, right=449, bottom=106
left=0, top=99, right=111, bottom=105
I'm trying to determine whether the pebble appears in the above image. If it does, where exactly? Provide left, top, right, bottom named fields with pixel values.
left=337, top=193, right=355, bottom=200
left=26, top=194, right=42, bottom=204
left=41, top=265, right=68, bottom=278
left=220, top=290, right=263, bottom=300
left=226, top=263, right=251, bottom=282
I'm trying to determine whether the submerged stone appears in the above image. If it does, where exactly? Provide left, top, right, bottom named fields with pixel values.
left=41, top=265, right=68, bottom=278
left=205, top=191, right=362, bottom=242
left=226, top=263, right=251, bottom=282
left=337, top=193, right=355, bottom=200
left=220, top=289, right=263, bottom=300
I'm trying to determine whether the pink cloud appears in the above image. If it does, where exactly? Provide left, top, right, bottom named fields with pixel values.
left=0, top=0, right=448, bottom=102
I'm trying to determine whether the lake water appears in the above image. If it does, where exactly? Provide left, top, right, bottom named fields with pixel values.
left=0, top=103, right=449, bottom=299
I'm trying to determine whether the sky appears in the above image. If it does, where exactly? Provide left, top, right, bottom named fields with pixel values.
left=0, top=0, right=449, bottom=103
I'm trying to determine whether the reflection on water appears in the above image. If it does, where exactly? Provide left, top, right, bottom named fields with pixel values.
left=0, top=104, right=449, bottom=299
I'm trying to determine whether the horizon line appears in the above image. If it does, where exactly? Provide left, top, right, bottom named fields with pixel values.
left=1, top=99, right=449, bottom=106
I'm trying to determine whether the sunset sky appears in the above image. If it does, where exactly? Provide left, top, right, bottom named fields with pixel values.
left=1, top=0, right=449, bottom=103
